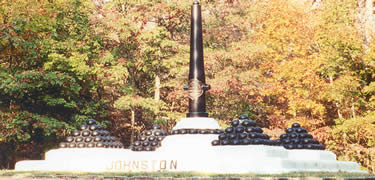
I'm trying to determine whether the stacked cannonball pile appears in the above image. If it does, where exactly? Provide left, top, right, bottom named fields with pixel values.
left=59, top=119, right=124, bottom=148
left=279, top=123, right=325, bottom=150
left=170, top=128, right=224, bottom=135
left=131, top=125, right=167, bottom=151
left=211, top=115, right=277, bottom=146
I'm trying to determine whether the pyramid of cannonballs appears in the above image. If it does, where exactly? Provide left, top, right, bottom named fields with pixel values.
left=211, top=114, right=278, bottom=146
left=59, top=119, right=124, bottom=148
left=279, top=123, right=325, bottom=150
left=131, top=125, right=167, bottom=151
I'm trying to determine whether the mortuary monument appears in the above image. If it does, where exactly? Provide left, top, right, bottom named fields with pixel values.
left=15, top=0, right=367, bottom=174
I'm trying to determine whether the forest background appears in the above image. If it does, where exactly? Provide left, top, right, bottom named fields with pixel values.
left=1, top=0, right=375, bottom=172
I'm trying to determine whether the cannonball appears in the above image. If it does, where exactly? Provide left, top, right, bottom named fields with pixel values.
left=87, top=119, right=96, bottom=125
left=216, top=129, right=224, bottom=134
left=69, top=143, right=76, bottom=148
left=157, top=136, right=164, bottom=141
left=75, top=137, right=83, bottom=142
left=199, top=129, right=208, bottom=134
left=190, top=129, right=198, bottom=134
left=249, top=132, right=258, bottom=139
left=148, top=136, right=156, bottom=141
left=248, top=120, right=256, bottom=127
left=142, top=141, right=150, bottom=146
left=296, top=127, right=305, bottom=133
left=82, top=130, right=90, bottom=137
left=209, top=129, right=216, bottom=134
left=228, top=133, right=236, bottom=139
left=305, top=144, right=313, bottom=149
left=298, top=133, right=307, bottom=138
left=211, top=140, right=220, bottom=146
left=221, top=140, right=230, bottom=145
left=235, top=127, right=245, bottom=133
left=66, top=136, right=74, bottom=142
left=285, top=144, right=295, bottom=149
left=263, top=134, right=270, bottom=140
left=296, top=144, right=304, bottom=149
left=241, top=120, right=250, bottom=127
left=110, top=136, right=116, bottom=141
left=96, top=142, right=104, bottom=147
left=291, top=138, right=300, bottom=144
left=134, top=141, right=141, bottom=146
left=318, top=144, right=325, bottom=150
left=286, top=128, right=294, bottom=133
left=59, top=142, right=67, bottom=148
left=311, top=139, right=319, bottom=144
left=245, top=127, right=255, bottom=133
left=231, top=120, right=240, bottom=127
left=291, top=123, right=301, bottom=128
left=77, top=143, right=85, bottom=148
left=302, top=138, right=311, bottom=144
left=218, top=134, right=227, bottom=140
left=92, top=131, right=100, bottom=136
left=146, top=130, right=153, bottom=136
left=290, top=133, right=297, bottom=138
left=171, top=130, right=178, bottom=135
left=255, top=127, right=263, bottom=133
left=87, top=142, right=95, bottom=148
left=231, top=139, right=240, bottom=145
left=242, top=139, right=250, bottom=145
left=154, top=131, right=161, bottom=136
left=102, top=130, right=110, bottom=136
left=72, top=130, right=80, bottom=137
left=94, top=136, right=102, bottom=142
left=152, top=125, right=161, bottom=129
left=179, top=129, right=187, bottom=134
left=80, top=125, right=88, bottom=130
left=253, top=139, right=262, bottom=144
left=89, top=125, right=98, bottom=131
left=85, top=137, right=93, bottom=142
left=225, top=127, right=234, bottom=133
left=140, top=136, right=147, bottom=141
left=239, top=114, right=248, bottom=120
left=136, top=146, right=144, bottom=151
left=280, top=134, right=288, bottom=140
left=306, top=134, right=313, bottom=139
left=150, top=141, right=158, bottom=146
left=95, top=125, right=103, bottom=130
left=282, top=139, right=291, bottom=144
left=238, top=133, right=247, bottom=139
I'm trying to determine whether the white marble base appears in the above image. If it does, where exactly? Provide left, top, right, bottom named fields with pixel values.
left=15, top=118, right=367, bottom=174
left=172, top=117, right=221, bottom=130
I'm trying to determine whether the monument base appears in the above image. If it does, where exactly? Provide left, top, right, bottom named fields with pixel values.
left=15, top=118, right=367, bottom=174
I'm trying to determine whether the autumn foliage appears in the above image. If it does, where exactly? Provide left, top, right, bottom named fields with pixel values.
left=1, top=0, right=375, bottom=172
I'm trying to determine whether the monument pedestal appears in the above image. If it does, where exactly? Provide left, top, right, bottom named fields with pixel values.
left=15, top=118, right=366, bottom=174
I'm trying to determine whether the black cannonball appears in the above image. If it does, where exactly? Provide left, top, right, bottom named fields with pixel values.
left=85, top=137, right=93, bottom=142
left=100, top=136, right=108, bottom=142
left=245, top=127, right=255, bottom=133
left=238, top=133, right=247, bottom=139
left=184, top=129, right=191, bottom=134
left=148, top=136, right=156, bottom=141
left=199, top=129, right=208, bottom=134
left=235, top=127, right=245, bottom=133
left=302, top=138, right=311, bottom=144
left=145, top=146, right=155, bottom=151
left=211, top=140, right=220, bottom=146
left=231, top=120, right=240, bottom=127
left=140, top=136, right=147, bottom=141
left=75, top=137, right=83, bottom=142
left=72, top=130, right=80, bottom=137
left=248, top=120, right=256, bottom=127
left=171, top=130, right=178, bottom=135
left=282, top=139, right=291, bottom=144
left=298, top=133, right=307, bottom=138
left=82, top=130, right=90, bottom=137
left=89, top=125, right=98, bottom=131
left=80, top=125, right=88, bottom=130
left=209, top=129, right=216, bottom=134
left=280, top=133, right=288, bottom=139
left=291, top=138, right=300, bottom=144
left=96, top=142, right=104, bottom=147
left=239, top=114, right=248, bottom=120
left=253, top=139, right=262, bottom=144
left=231, top=139, right=240, bottom=145
left=241, top=120, right=250, bottom=127
left=255, top=127, right=263, bottom=133
left=110, top=136, right=116, bottom=141
left=179, top=129, right=187, bottom=134
left=311, top=139, right=319, bottom=144
left=190, top=129, right=198, bottom=134
left=103, top=142, right=110, bottom=148
left=77, top=143, right=85, bottom=148
left=286, top=128, right=294, bottom=133
left=142, top=141, right=150, bottom=146
left=66, top=136, right=74, bottom=142
left=157, top=136, right=164, bottom=141
left=219, top=134, right=227, bottom=140
left=216, top=129, right=224, bottom=134
left=318, top=144, right=325, bottom=150
left=87, top=142, right=95, bottom=148
left=305, top=144, right=313, bottom=149
left=146, top=130, right=153, bottom=136
left=249, top=132, right=258, bottom=139
left=290, top=133, right=297, bottom=138
left=101, top=130, right=109, bottom=136
left=94, top=136, right=102, bottom=142
left=296, top=127, right=306, bottom=133
left=151, top=141, right=158, bottom=146
left=273, top=139, right=281, bottom=145
left=242, top=139, right=250, bottom=145
left=134, top=141, right=141, bottom=146
left=69, top=143, right=76, bottom=148
left=87, top=119, right=96, bottom=125
left=152, top=125, right=161, bottom=129
left=292, top=123, right=301, bottom=128
left=228, top=133, right=236, bottom=139
left=136, top=146, right=144, bottom=151
left=263, top=134, right=270, bottom=140
left=221, top=140, right=230, bottom=145
left=306, top=134, right=313, bottom=139
left=154, top=131, right=161, bottom=136
left=296, top=144, right=304, bottom=149
left=225, top=127, right=234, bottom=133
left=59, top=142, right=67, bottom=148
left=285, top=144, right=295, bottom=149
left=96, top=125, right=103, bottom=130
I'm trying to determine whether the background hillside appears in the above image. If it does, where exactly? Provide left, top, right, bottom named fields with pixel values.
left=1, top=0, right=375, bottom=172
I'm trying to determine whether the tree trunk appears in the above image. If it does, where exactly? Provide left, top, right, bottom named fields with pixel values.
left=351, top=97, right=356, bottom=119
left=154, top=75, right=160, bottom=101
left=130, top=109, right=135, bottom=144
left=357, top=0, right=374, bottom=51
left=329, top=76, right=343, bottom=119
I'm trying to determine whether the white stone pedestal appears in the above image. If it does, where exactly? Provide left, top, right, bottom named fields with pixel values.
left=15, top=118, right=367, bottom=174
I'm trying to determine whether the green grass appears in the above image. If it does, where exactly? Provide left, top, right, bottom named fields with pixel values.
left=0, top=170, right=373, bottom=178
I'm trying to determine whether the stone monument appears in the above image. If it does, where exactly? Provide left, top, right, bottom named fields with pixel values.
left=15, top=0, right=366, bottom=174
